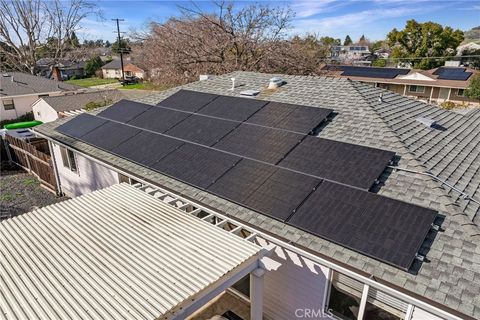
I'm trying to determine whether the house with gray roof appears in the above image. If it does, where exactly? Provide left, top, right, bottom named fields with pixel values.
left=101, top=59, right=145, bottom=79
left=32, top=90, right=124, bottom=123
left=30, top=71, right=480, bottom=320
left=0, top=72, right=82, bottom=121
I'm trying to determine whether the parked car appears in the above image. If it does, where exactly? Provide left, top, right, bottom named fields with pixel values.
left=119, top=76, right=139, bottom=85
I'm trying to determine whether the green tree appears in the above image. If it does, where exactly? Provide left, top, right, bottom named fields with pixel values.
left=344, top=35, right=352, bottom=46
left=387, top=20, right=464, bottom=69
left=466, top=74, right=480, bottom=100
left=69, top=31, right=80, bottom=48
left=111, top=39, right=131, bottom=54
left=372, top=59, right=387, bottom=67
left=84, top=56, right=103, bottom=76
left=359, top=34, right=366, bottom=44
left=105, top=40, right=111, bottom=47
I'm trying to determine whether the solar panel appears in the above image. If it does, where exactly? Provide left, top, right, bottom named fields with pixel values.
left=288, top=180, right=437, bottom=270
left=157, top=90, right=218, bottom=112
left=198, top=96, right=267, bottom=121
left=434, top=67, right=472, bottom=81
left=97, top=100, right=153, bottom=123
left=152, top=143, right=241, bottom=189
left=56, top=113, right=107, bottom=138
left=128, top=107, right=190, bottom=133
left=279, top=137, right=395, bottom=189
left=165, top=114, right=238, bottom=146
left=213, top=124, right=304, bottom=164
left=81, top=121, right=141, bottom=151
left=208, top=159, right=320, bottom=221
left=327, top=66, right=410, bottom=79
left=247, top=102, right=332, bottom=133
left=112, top=131, right=183, bottom=166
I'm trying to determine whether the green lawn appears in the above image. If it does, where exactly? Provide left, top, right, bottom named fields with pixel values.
left=120, top=82, right=168, bottom=91
left=65, top=77, right=118, bottom=87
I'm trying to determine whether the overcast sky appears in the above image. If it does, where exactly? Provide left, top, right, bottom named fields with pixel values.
left=78, top=0, right=480, bottom=42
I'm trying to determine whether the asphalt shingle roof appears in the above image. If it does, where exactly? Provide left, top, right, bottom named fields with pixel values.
left=0, top=72, right=81, bottom=97
left=34, top=71, right=480, bottom=319
left=41, top=90, right=124, bottom=112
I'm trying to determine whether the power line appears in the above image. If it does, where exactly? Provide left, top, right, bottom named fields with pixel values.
left=378, top=55, right=480, bottom=61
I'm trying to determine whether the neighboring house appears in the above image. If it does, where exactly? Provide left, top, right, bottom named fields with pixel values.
left=32, top=90, right=124, bottom=123
left=324, top=65, right=479, bottom=105
left=33, top=71, right=480, bottom=320
left=0, top=72, right=82, bottom=121
left=331, top=45, right=371, bottom=63
left=101, top=59, right=145, bottom=79
left=36, top=58, right=86, bottom=80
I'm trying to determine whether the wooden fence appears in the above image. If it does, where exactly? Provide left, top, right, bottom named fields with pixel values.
left=4, top=135, right=57, bottom=192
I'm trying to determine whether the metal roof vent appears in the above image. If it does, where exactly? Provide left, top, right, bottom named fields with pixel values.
left=2, top=73, right=10, bottom=77
left=268, top=77, right=284, bottom=89
left=416, top=117, right=437, bottom=128
left=240, top=89, right=260, bottom=96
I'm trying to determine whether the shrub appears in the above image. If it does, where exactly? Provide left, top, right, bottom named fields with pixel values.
left=440, top=101, right=456, bottom=110
left=84, top=99, right=113, bottom=111
left=465, top=74, right=480, bottom=100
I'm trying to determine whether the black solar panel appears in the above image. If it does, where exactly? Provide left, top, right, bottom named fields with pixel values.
left=213, top=124, right=304, bottom=164
left=279, top=137, right=395, bottom=189
left=152, top=143, right=241, bottom=189
left=247, top=102, right=332, bottom=133
left=288, top=180, right=437, bottom=270
left=112, top=132, right=183, bottom=166
left=198, top=96, right=267, bottom=121
left=157, top=90, right=218, bottom=112
left=434, top=67, right=472, bottom=81
left=81, top=121, right=141, bottom=151
left=165, top=114, right=238, bottom=146
left=97, top=100, right=153, bottom=123
left=324, top=65, right=410, bottom=79
left=128, top=107, right=190, bottom=133
left=56, top=113, right=107, bottom=138
left=208, top=159, right=320, bottom=221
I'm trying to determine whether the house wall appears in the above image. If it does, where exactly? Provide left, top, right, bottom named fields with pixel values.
left=32, top=100, right=59, bottom=123
left=103, top=68, right=121, bottom=79
left=1, top=95, right=41, bottom=121
left=411, top=307, right=444, bottom=320
left=259, top=240, right=331, bottom=320
left=52, top=143, right=119, bottom=197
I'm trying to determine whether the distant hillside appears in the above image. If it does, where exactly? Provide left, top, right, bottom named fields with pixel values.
left=463, top=26, right=480, bottom=44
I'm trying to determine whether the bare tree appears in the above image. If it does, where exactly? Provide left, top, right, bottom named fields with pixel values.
left=134, top=1, right=294, bottom=85
left=0, top=0, right=101, bottom=74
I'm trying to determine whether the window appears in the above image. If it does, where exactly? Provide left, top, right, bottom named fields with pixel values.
left=60, top=146, right=78, bottom=173
left=38, top=94, right=49, bottom=98
left=457, top=89, right=465, bottom=96
left=3, top=99, right=15, bottom=110
left=326, top=271, right=407, bottom=320
left=408, top=85, right=425, bottom=93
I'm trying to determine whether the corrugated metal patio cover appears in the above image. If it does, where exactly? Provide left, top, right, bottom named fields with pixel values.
left=0, top=183, right=262, bottom=320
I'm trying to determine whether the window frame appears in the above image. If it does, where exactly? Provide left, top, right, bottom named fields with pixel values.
left=60, top=146, right=78, bottom=174
left=457, top=89, right=465, bottom=97
left=3, top=99, right=15, bottom=110
left=408, top=85, right=425, bottom=93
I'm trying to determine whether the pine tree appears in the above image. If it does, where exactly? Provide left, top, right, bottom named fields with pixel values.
left=344, top=35, right=352, bottom=46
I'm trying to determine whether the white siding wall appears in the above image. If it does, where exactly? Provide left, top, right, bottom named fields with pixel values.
left=32, top=100, right=59, bottom=123
left=1, top=96, right=39, bottom=120
left=52, top=143, right=119, bottom=197
left=411, top=307, right=444, bottom=320
left=257, top=238, right=332, bottom=320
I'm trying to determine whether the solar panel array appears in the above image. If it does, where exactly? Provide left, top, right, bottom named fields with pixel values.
left=55, top=91, right=437, bottom=270
left=433, top=67, right=473, bottom=81
left=324, top=65, right=411, bottom=79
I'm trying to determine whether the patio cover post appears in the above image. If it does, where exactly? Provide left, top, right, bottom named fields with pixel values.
left=250, top=267, right=266, bottom=320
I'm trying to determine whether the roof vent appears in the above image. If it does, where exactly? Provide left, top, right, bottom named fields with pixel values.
left=2, top=73, right=10, bottom=77
left=199, top=74, right=212, bottom=81
left=268, top=77, right=284, bottom=89
left=240, top=89, right=260, bottom=96
left=416, top=117, right=437, bottom=128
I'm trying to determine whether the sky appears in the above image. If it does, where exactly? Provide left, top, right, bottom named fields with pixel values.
left=78, top=0, right=480, bottom=42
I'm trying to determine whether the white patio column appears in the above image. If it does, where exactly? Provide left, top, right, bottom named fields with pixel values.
left=250, top=267, right=266, bottom=320
left=403, top=84, right=407, bottom=96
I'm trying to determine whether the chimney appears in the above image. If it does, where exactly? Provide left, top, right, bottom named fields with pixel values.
left=52, top=66, right=61, bottom=81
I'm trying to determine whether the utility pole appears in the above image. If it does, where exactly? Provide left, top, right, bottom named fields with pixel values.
left=112, top=18, right=125, bottom=86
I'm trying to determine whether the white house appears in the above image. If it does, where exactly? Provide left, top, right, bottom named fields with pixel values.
left=32, top=71, right=480, bottom=320
left=0, top=72, right=81, bottom=121
left=331, top=45, right=371, bottom=63
left=32, top=90, right=123, bottom=123
left=101, top=59, right=145, bottom=79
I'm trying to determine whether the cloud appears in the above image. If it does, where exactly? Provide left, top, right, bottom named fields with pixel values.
left=291, top=0, right=340, bottom=18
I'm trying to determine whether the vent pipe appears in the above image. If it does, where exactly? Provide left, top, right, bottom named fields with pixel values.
left=230, top=77, right=236, bottom=90
left=268, top=77, right=284, bottom=89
